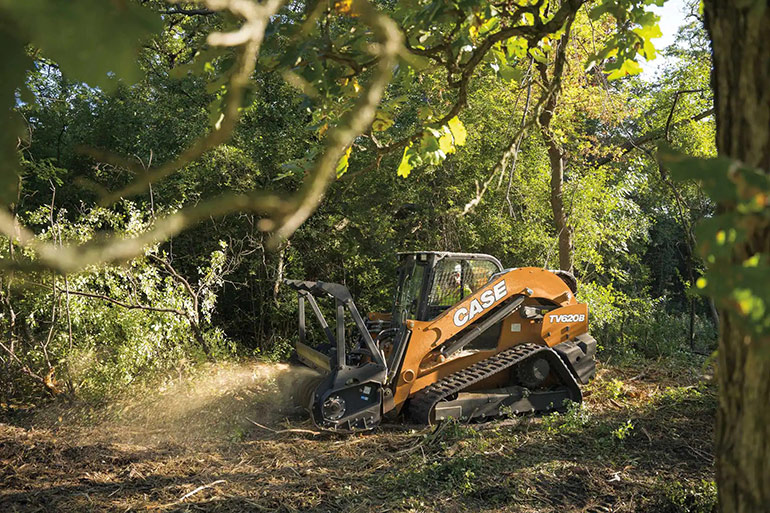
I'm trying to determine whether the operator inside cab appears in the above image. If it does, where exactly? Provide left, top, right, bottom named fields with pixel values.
left=437, top=263, right=472, bottom=305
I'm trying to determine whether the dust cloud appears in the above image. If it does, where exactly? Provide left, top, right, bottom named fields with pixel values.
left=57, top=361, right=323, bottom=445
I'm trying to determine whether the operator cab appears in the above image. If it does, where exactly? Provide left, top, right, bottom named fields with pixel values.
left=392, top=251, right=503, bottom=325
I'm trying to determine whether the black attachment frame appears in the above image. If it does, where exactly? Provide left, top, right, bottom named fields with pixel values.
left=285, top=279, right=387, bottom=370
left=285, top=279, right=390, bottom=432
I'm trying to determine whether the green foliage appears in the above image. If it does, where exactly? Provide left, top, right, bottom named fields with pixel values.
left=335, top=146, right=352, bottom=178
left=0, top=0, right=723, bottom=405
left=578, top=282, right=625, bottom=333
left=255, top=336, right=296, bottom=362
left=397, top=117, right=468, bottom=178
left=588, top=0, right=665, bottom=79
left=1, top=202, right=235, bottom=401
left=0, top=0, right=161, bottom=203
left=660, top=479, right=717, bottom=513
left=659, top=384, right=706, bottom=406
left=542, top=401, right=591, bottom=434
left=392, top=454, right=485, bottom=497
left=591, top=378, right=627, bottom=401
left=4, top=0, right=161, bottom=89
left=593, top=294, right=717, bottom=359
left=612, top=419, right=634, bottom=440
left=0, top=22, right=30, bottom=203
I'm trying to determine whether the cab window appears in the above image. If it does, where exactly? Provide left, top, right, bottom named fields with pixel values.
left=425, top=258, right=499, bottom=320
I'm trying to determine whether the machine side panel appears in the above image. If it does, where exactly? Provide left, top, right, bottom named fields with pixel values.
left=426, top=267, right=576, bottom=344
left=539, top=303, right=589, bottom=347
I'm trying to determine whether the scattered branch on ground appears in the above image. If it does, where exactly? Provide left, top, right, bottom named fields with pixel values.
left=246, top=416, right=322, bottom=436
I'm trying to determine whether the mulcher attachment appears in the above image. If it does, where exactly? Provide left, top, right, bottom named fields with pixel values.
left=284, top=279, right=388, bottom=433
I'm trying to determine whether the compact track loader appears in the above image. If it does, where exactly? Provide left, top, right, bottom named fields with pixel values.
left=286, top=251, right=596, bottom=432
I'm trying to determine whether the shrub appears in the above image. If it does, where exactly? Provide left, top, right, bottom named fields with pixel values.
left=0, top=203, right=236, bottom=402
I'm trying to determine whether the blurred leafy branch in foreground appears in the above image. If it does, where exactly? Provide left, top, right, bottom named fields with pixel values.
left=0, top=0, right=664, bottom=272
left=660, top=146, right=770, bottom=336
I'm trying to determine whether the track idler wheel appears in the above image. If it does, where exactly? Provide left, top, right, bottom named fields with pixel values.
left=516, top=356, right=551, bottom=389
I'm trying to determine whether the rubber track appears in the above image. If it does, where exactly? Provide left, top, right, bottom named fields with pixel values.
left=408, top=343, right=579, bottom=424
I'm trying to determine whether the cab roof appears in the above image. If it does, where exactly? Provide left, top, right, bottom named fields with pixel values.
left=397, top=251, right=503, bottom=270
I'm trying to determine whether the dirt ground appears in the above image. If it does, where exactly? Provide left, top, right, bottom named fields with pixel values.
left=0, top=357, right=716, bottom=512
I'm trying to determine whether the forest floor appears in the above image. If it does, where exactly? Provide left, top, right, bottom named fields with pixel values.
left=0, top=355, right=716, bottom=513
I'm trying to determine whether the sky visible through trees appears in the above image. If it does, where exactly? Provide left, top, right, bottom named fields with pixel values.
left=642, top=0, right=686, bottom=78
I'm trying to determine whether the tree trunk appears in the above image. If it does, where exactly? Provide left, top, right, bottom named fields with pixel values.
left=543, top=135, right=573, bottom=272
left=703, top=2, right=770, bottom=511
left=537, top=16, right=575, bottom=273
left=273, top=241, right=289, bottom=305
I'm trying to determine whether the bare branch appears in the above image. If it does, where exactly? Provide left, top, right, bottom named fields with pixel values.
left=592, top=107, right=714, bottom=168
left=148, top=253, right=199, bottom=319
left=163, top=7, right=216, bottom=16
left=55, top=287, right=190, bottom=318
left=665, top=89, right=707, bottom=141
left=0, top=339, right=46, bottom=384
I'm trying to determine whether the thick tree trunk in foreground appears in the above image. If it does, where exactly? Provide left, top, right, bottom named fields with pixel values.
left=703, top=2, right=770, bottom=511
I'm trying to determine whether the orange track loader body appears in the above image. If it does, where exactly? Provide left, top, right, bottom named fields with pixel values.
left=287, top=252, right=596, bottom=432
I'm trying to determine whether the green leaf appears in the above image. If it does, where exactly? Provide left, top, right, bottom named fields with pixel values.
left=418, top=106, right=435, bottom=121
left=529, top=47, right=548, bottom=64
left=506, top=37, right=528, bottom=59
left=397, top=144, right=414, bottom=178
left=372, top=110, right=394, bottom=132
left=606, top=59, right=642, bottom=80
left=421, top=132, right=441, bottom=153
left=634, top=22, right=662, bottom=60
left=498, top=64, right=523, bottom=83
left=588, top=2, right=615, bottom=20
left=478, top=16, right=500, bottom=37
left=438, top=129, right=454, bottom=155
left=447, top=116, right=467, bottom=146
left=335, top=146, right=352, bottom=178
left=589, top=2, right=663, bottom=78
left=2, top=0, right=161, bottom=90
left=491, top=48, right=508, bottom=67
left=400, top=51, right=432, bottom=72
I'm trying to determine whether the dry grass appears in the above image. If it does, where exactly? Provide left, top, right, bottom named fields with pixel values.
left=0, top=357, right=716, bottom=512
